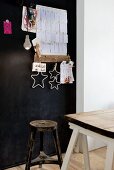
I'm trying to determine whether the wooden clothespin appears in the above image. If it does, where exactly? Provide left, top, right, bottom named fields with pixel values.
left=35, top=43, right=41, bottom=58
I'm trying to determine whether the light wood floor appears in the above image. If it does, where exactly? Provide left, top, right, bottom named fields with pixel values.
left=6, top=147, right=114, bottom=170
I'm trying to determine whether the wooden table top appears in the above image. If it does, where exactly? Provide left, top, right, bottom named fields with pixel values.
left=65, top=109, right=114, bottom=138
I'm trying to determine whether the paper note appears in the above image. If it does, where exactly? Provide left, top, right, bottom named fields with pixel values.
left=36, top=5, right=68, bottom=55
left=3, top=20, right=12, bottom=34
left=32, top=62, right=46, bottom=72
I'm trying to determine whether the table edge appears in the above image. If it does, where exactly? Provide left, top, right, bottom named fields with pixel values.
left=65, top=115, right=114, bottom=139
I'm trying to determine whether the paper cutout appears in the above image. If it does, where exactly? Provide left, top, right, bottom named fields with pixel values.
left=3, top=20, right=12, bottom=34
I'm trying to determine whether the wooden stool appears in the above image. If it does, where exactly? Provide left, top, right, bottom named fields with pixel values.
left=25, top=120, right=63, bottom=170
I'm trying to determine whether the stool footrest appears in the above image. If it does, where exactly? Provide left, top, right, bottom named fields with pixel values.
left=30, top=151, right=59, bottom=166
left=31, top=160, right=59, bottom=166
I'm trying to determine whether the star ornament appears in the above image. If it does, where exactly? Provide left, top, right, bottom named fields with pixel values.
left=49, top=63, right=60, bottom=79
left=49, top=69, right=60, bottom=79
left=49, top=77, right=60, bottom=90
left=31, top=72, right=48, bottom=88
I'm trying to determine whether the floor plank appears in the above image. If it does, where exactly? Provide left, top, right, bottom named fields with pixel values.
left=6, top=147, right=113, bottom=170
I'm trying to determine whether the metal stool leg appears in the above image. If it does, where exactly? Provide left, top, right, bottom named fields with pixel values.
left=39, top=131, right=44, bottom=168
left=52, top=129, right=63, bottom=168
left=25, top=127, right=36, bottom=170
left=40, top=131, right=44, bottom=151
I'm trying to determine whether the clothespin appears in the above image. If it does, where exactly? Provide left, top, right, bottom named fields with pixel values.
left=35, top=43, right=41, bottom=58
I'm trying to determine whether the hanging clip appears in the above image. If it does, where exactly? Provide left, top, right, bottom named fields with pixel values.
left=54, top=63, right=57, bottom=70
left=6, top=19, right=9, bottom=23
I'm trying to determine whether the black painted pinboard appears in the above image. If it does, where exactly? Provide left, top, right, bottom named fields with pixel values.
left=0, top=0, right=76, bottom=169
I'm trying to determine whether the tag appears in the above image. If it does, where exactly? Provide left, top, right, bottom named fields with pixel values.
left=3, top=20, right=12, bottom=34
left=32, top=62, right=46, bottom=72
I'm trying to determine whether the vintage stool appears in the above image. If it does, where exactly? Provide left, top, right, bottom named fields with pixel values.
left=25, top=120, right=63, bottom=170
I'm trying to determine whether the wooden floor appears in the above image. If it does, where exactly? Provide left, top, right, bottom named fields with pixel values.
left=6, top=147, right=114, bottom=170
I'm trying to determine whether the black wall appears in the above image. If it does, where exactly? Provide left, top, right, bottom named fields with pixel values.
left=0, top=0, right=76, bottom=169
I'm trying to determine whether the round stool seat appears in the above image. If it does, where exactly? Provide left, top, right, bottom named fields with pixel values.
left=30, top=120, right=57, bottom=131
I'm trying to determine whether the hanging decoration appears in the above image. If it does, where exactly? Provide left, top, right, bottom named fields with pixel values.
left=60, top=61, right=74, bottom=84
left=48, top=63, right=60, bottom=90
left=49, top=63, right=60, bottom=79
left=3, top=20, right=12, bottom=34
left=23, top=34, right=32, bottom=50
left=31, top=72, right=48, bottom=88
left=49, top=77, right=60, bottom=90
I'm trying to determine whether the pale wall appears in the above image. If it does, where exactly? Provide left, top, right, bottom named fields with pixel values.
left=77, top=0, right=114, bottom=150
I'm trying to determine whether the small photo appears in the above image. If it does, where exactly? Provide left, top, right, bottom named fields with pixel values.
left=21, top=6, right=37, bottom=33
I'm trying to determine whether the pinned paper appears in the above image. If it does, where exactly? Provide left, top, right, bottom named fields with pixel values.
left=36, top=5, right=68, bottom=55
left=32, top=62, right=46, bottom=72
left=3, top=20, right=12, bottom=34
left=21, top=6, right=37, bottom=33
left=60, top=61, right=74, bottom=84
